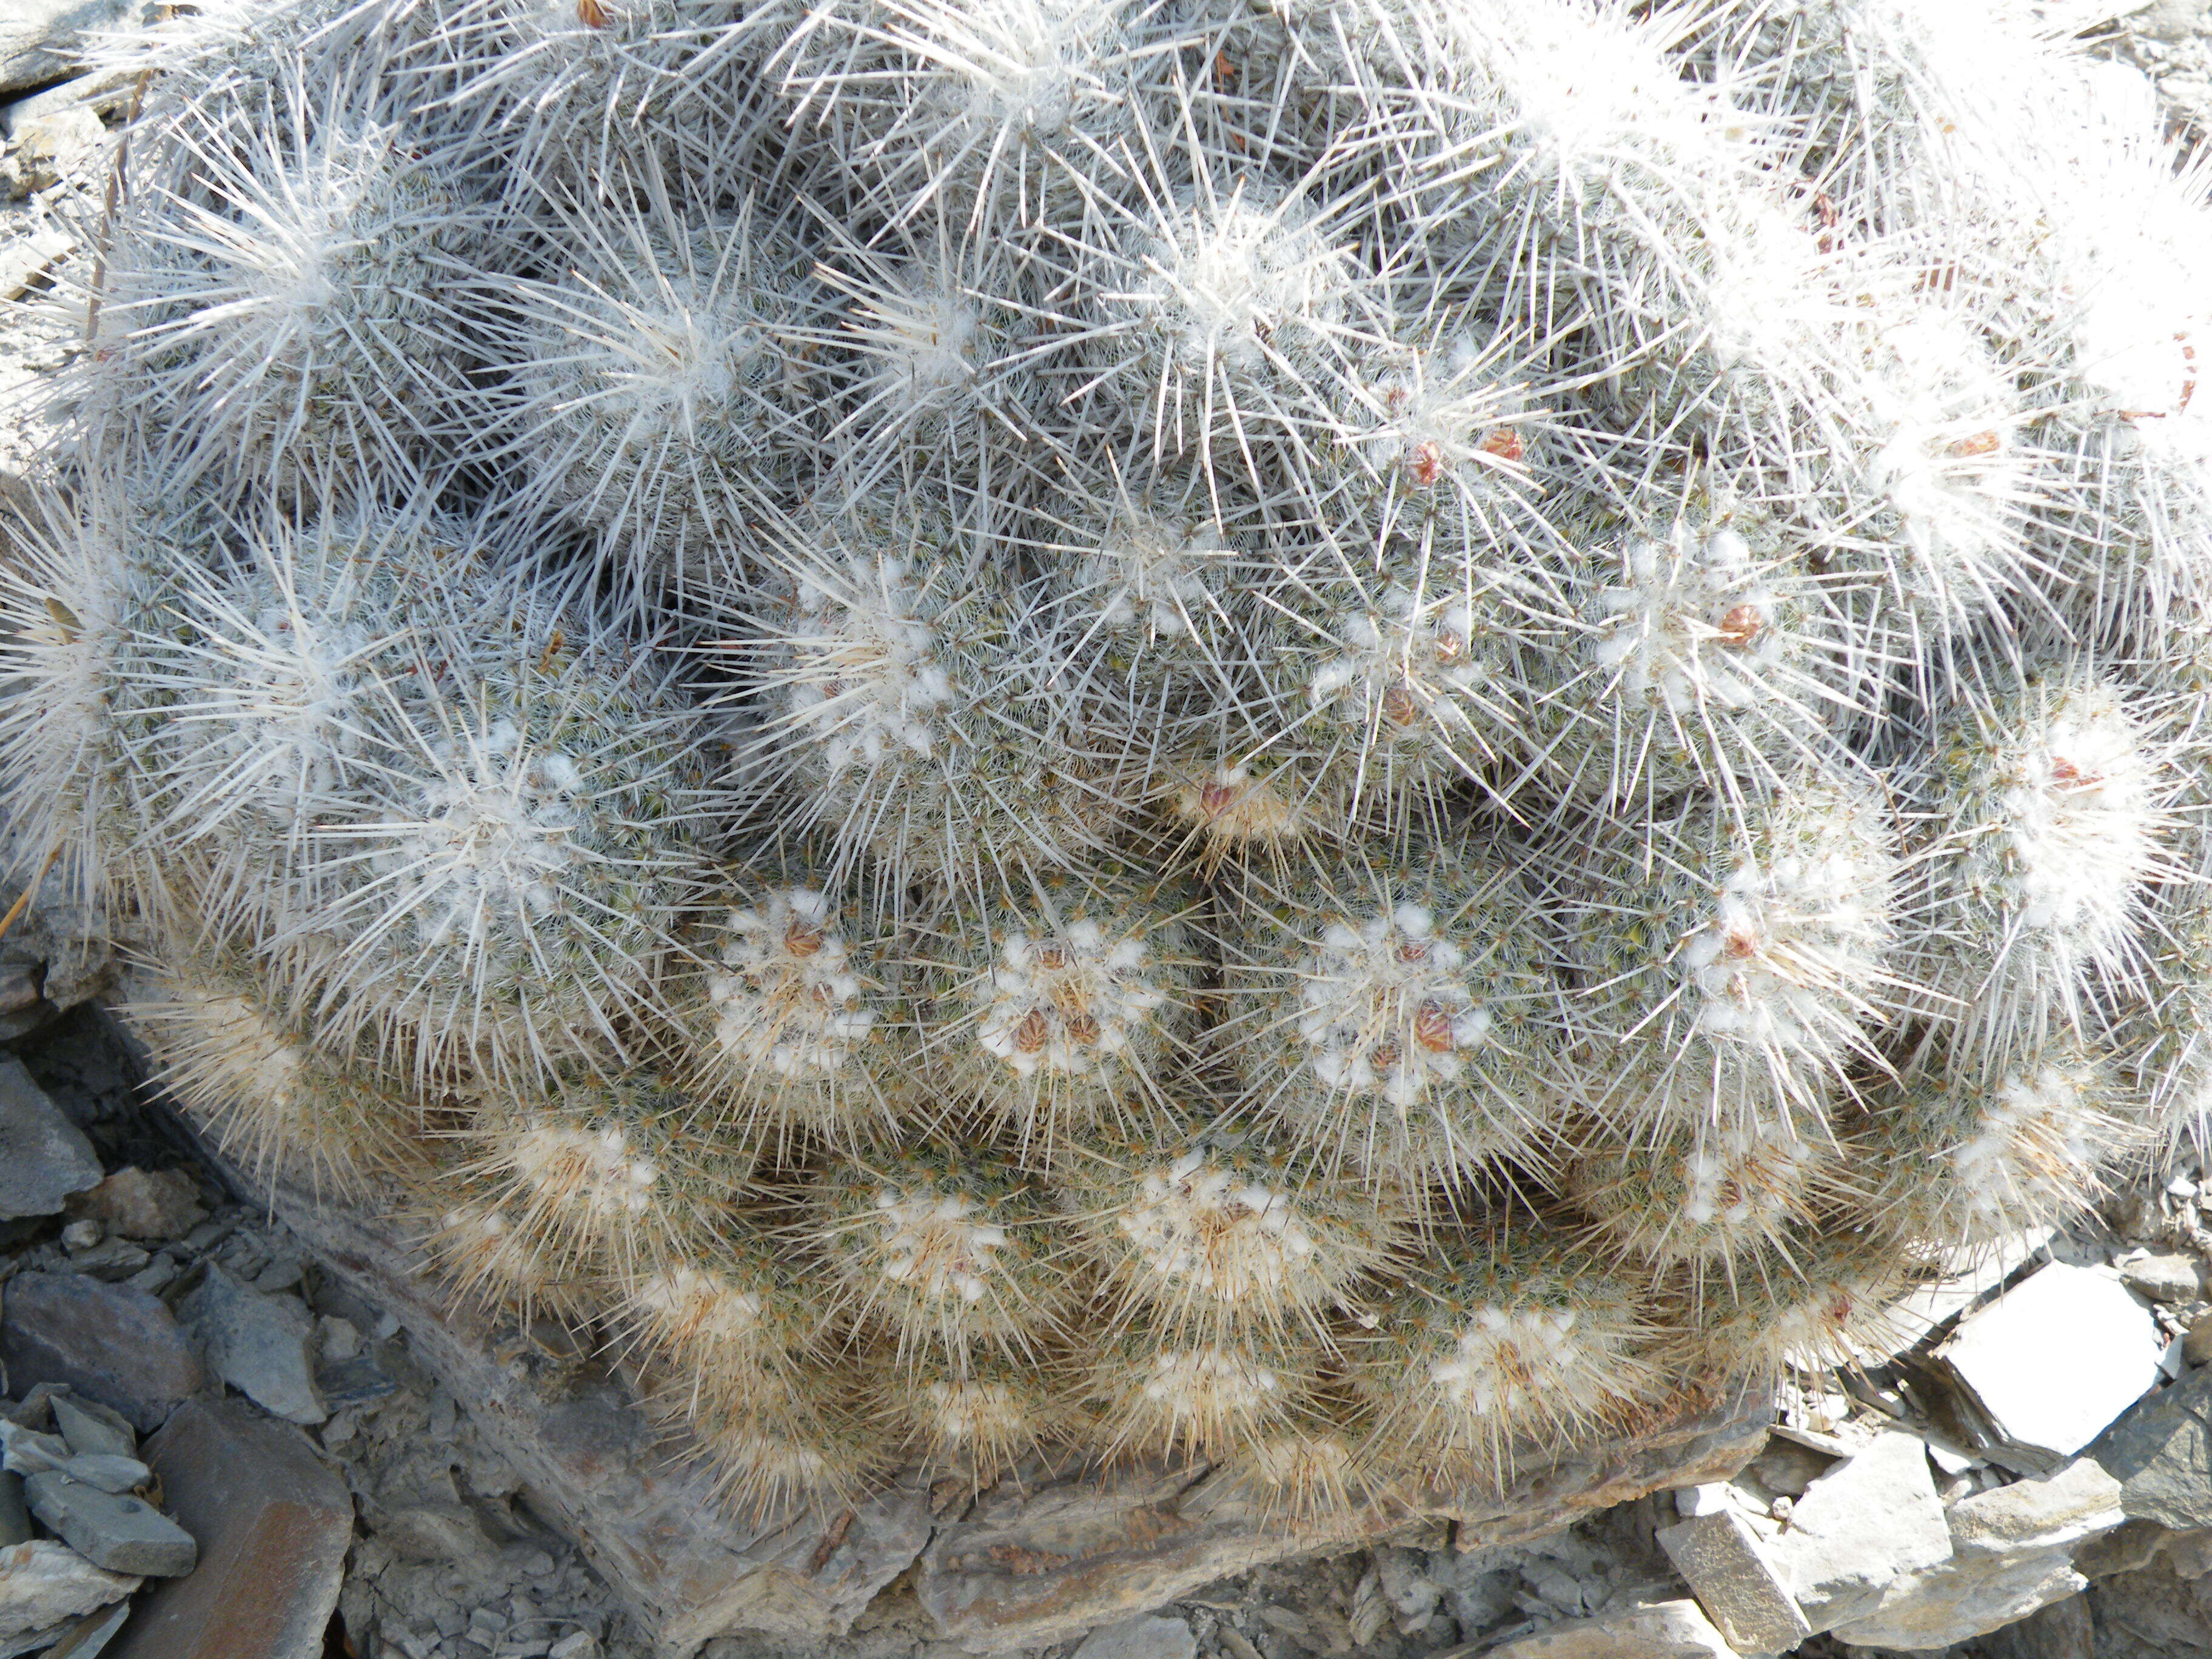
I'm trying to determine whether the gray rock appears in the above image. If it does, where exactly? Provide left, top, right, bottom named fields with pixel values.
left=1769, top=1430, right=1953, bottom=1632
left=1936, top=1263, right=2167, bottom=1469
left=2185, top=1313, right=2212, bottom=1369
left=21, top=1475, right=195, bottom=1578
left=106, top=1400, right=352, bottom=1659
left=1978, top=1593, right=2094, bottom=1659
left=0, top=0, right=151, bottom=95
left=1472, top=1600, right=1738, bottom=1658
left=58, top=1458, right=148, bottom=1497
left=0, top=1273, right=204, bottom=1433
left=49, top=1398, right=133, bottom=1463
left=41, top=1597, right=132, bottom=1659
left=2091, top=1363, right=2212, bottom=1529
left=0, top=1058, right=98, bottom=1220
left=1069, top=1614, right=1197, bottom=1659
left=2074, top=1518, right=2170, bottom=1579
left=0, top=1476, right=26, bottom=1549
left=2125, top=1256, right=2206, bottom=1305
left=1833, top=1547, right=2086, bottom=1651
left=0, top=1422, right=70, bottom=1478
left=1949, top=1459, right=2126, bottom=1557
left=64, top=1170, right=205, bottom=1244
left=176, top=1265, right=326, bottom=1426
left=0, top=1541, right=136, bottom=1642
left=1655, top=1509, right=1811, bottom=1654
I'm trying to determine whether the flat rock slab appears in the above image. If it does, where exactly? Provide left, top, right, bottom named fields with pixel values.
left=107, top=1400, right=350, bottom=1659
left=922, top=1385, right=1771, bottom=1655
left=1935, top=1262, right=2165, bottom=1469
left=176, top=1266, right=325, bottom=1426
left=1830, top=1545, right=2086, bottom=1652
left=1478, top=1600, right=1738, bottom=1659
left=0, top=0, right=149, bottom=95
left=1771, top=1430, right=1952, bottom=1632
left=1656, top=1508, right=1809, bottom=1655
left=0, top=1274, right=203, bottom=1434
left=0, top=1541, right=136, bottom=1643
left=1068, top=1614, right=1196, bottom=1659
left=22, top=1474, right=194, bottom=1578
left=1948, top=1458, right=2125, bottom=1557
left=2093, top=1365, right=2212, bottom=1530
left=0, top=1057, right=99, bottom=1220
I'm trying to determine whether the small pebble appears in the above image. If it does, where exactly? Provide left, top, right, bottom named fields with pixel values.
left=548, top=1634, right=598, bottom=1659
left=2170, top=1175, right=2200, bottom=1199
left=125, top=1254, right=178, bottom=1296
left=60, top=1219, right=101, bottom=1252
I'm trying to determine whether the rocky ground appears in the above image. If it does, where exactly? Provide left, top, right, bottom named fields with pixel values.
left=12, top=4, right=2212, bottom=1659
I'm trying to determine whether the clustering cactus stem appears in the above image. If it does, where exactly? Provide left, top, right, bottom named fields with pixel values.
left=19, top=0, right=2212, bottom=1514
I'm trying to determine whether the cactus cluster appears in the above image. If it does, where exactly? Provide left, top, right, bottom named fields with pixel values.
left=10, top=0, right=2212, bottom=1511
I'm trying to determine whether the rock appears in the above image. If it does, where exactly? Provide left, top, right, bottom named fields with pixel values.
left=2186, top=1314, right=2212, bottom=1369
left=56, top=1458, right=147, bottom=1497
left=2091, top=1362, right=2212, bottom=1529
left=546, top=1635, right=597, bottom=1659
left=105, top=1400, right=352, bottom=1659
left=20, top=1476, right=193, bottom=1578
left=0, top=1273, right=204, bottom=1433
left=0, top=1476, right=26, bottom=1548
left=65, top=1170, right=205, bottom=1244
left=2125, top=1256, right=2205, bottom=1305
left=1978, top=1593, right=2094, bottom=1659
left=0, top=1541, right=136, bottom=1642
left=2163, top=1526, right=2212, bottom=1578
left=0, top=1058, right=99, bottom=1220
left=176, top=1266, right=326, bottom=1426
left=2085, top=1558, right=2212, bottom=1655
left=1832, top=1546, right=2086, bottom=1651
left=42, top=1597, right=132, bottom=1659
left=1068, top=1614, right=1197, bottom=1659
left=0, top=1421, right=71, bottom=1478
left=1675, top=1484, right=1731, bottom=1518
left=2074, top=1518, right=2170, bottom=1579
left=0, top=225, right=73, bottom=301
left=373, top=1503, right=498, bottom=1564
left=1471, top=1599, right=1738, bottom=1658
left=1948, top=1460, right=2126, bottom=1557
left=1769, top=1430, right=1953, bottom=1632
left=1934, top=1263, right=2166, bottom=1470
left=49, top=1398, right=133, bottom=1463
left=4, top=107, right=104, bottom=193
left=0, top=0, right=151, bottom=95
left=1654, top=1509, right=1811, bottom=1654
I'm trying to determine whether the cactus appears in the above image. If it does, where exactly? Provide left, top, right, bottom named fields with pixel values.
left=13, top=0, right=2212, bottom=1519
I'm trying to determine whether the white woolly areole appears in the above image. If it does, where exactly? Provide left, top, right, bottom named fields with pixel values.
left=1138, top=1346, right=1280, bottom=1409
left=1590, top=526, right=1787, bottom=716
left=437, top=1202, right=554, bottom=1288
left=1296, top=903, right=1493, bottom=1108
left=1116, top=1147, right=1316, bottom=1300
left=633, top=1265, right=768, bottom=1345
left=508, top=1122, right=661, bottom=1216
left=1307, top=583, right=1494, bottom=736
left=869, top=1185, right=1008, bottom=1305
left=1426, top=1304, right=1614, bottom=1423
left=1950, top=1062, right=2097, bottom=1227
left=1678, top=822, right=1890, bottom=1057
left=975, top=919, right=1167, bottom=1079
left=897, top=0, right=1122, bottom=147
left=1355, top=335, right=1526, bottom=489
left=1678, top=1119, right=1812, bottom=1231
left=1980, top=683, right=2159, bottom=937
left=779, top=559, right=954, bottom=776
left=374, top=719, right=586, bottom=950
left=851, top=276, right=981, bottom=418
left=708, top=885, right=875, bottom=1081
left=1129, top=183, right=1348, bottom=377
left=922, top=1378, right=1030, bottom=1446
left=1078, top=508, right=1227, bottom=638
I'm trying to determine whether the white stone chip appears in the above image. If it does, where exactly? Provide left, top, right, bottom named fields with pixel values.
left=1934, top=1261, right=2165, bottom=1463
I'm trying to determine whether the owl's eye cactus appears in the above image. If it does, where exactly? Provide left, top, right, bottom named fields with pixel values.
left=931, top=869, right=1196, bottom=1142
left=805, top=1139, right=1073, bottom=1362
left=1085, top=1318, right=1325, bottom=1467
left=1225, top=840, right=1565, bottom=1179
left=677, top=858, right=911, bottom=1153
left=1347, top=1230, right=1657, bottom=1484
left=1558, top=762, right=1899, bottom=1131
left=1065, top=1107, right=1412, bottom=1341
left=1566, top=1113, right=1838, bottom=1278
